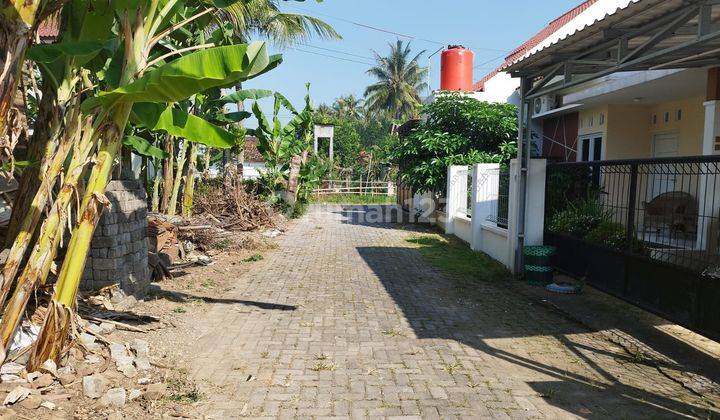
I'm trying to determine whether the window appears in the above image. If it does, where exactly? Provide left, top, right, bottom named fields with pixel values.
left=599, top=114, right=605, bottom=125
left=677, top=109, right=682, bottom=121
left=653, top=114, right=657, bottom=124
left=664, top=112, right=670, bottom=123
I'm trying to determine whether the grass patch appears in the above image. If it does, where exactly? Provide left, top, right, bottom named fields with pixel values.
left=406, top=233, right=510, bottom=288
left=172, top=306, right=187, bottom=314
left=310, top=194, right=395, bottom=205
left=243, top=254, right=264, bottom=263
left=212, top=238, right=234, bottom=250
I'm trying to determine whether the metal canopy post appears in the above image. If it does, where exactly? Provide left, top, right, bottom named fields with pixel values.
left=514, top=77, right=533, bottom=276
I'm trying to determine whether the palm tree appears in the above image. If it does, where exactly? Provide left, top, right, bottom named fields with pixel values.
left=219, top=0, right=340, bottom=45
left=365, top=40, right=428, bottom=121
left=333, top=95, right=364, bottom=120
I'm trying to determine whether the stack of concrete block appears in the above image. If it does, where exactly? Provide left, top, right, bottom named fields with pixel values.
left=81, top=180, right=150, bottom=297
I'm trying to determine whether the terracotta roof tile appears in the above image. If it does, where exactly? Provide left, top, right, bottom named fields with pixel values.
left=244, top=136, right=264, bottom=163
left=473, top=0, right=598, bottom=91
left=37, top=11, right=61, bottom=42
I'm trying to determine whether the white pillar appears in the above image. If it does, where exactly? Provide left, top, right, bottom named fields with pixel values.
left=471, top=163, right=501, bottom=251
left=703, top=101, right=720, bottom=155
left=697, top=102, right=720, bottom=250
left=508, top=159, right=547, bottom=274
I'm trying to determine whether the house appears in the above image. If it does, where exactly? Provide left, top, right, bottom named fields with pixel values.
left=501, top=0, right=720, bottom=340
left=242, top=136, right=266, bottom=180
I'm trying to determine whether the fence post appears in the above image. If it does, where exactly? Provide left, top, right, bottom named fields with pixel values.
left=626, top=163, right=639, bottom=252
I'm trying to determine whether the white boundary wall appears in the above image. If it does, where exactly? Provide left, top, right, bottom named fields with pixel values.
left=443, top=159, right=547, bottom=273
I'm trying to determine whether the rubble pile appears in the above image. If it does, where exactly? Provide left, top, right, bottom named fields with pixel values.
left=192, top=181, right=276, bottom=232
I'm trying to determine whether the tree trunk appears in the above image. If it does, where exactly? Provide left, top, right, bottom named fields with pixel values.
left=160, top=134, right=174, bottom=213
left=202, top=147, right=211, bottom=179
left=27, top=102, right=131, bottom=369
left=6, top=81, right=60, bottom=245
left=0, top=2, right=44, bottom=161
left=182, top=142, right=197, bottom=217
left=151, top=160, right=161, bottom=212
left=168, top=139, right=188, bottom=216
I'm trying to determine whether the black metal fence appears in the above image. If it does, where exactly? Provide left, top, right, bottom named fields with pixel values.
left=546, top=156, right=720, bottom=273
left=545, top=156, right=720, bottom=341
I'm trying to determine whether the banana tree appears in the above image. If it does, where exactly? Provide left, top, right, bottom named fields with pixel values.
left=0, top=0, right=66, bottom=159
left=0, top=0, right=282, bottom=368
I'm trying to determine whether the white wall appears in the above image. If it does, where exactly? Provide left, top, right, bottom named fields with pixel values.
left=243, top=162, right=267, bottom=180
left=442, top=160, right=547, bottom=273
left=473, top=72, right=521, bottom=106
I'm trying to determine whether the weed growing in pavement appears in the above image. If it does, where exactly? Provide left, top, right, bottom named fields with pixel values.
left=173, top=307, right=187, bottom=314
left=441, top=362, right=462, bottom=374
left=381, top=328, right=406, bottom=337
left=311, top=362, right=335, bottom=372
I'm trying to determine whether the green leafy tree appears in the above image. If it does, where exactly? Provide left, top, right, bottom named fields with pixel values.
left=392, top=93, right=518, bottom=194
left=365, top=40, right=427, bottom=121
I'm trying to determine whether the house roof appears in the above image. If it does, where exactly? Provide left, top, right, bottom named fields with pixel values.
left=37, top=11, right=61, bottom=43
left=473, top=0, right=599, bottom=91
left=244, top=136, right=264, bottom=163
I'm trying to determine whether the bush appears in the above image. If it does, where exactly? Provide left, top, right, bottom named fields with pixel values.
left=548, top=197, right=613, bottom=238
left=391, top=93, right=518, bottom=194
left=549, top=198, right=646, bottom=253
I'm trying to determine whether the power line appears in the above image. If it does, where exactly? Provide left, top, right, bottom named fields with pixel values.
left=284, top=4, right=508, bottom=53
left=289, top=47, right=374, bottom=66
left=299, top=43, right=375, bottom=61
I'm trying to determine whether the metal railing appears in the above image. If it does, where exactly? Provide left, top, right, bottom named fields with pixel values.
left=483, top=168, right=510, bottom=228
left=313, top=180, right=394, bottom=197
left=546, top=155, right=720, bottom=273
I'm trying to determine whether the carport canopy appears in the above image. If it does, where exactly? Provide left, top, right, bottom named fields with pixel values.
left=506, top=0, right=720, bottom=100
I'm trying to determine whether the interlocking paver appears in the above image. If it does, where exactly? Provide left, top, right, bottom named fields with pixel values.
left=188, top=204, right=719, bottom=419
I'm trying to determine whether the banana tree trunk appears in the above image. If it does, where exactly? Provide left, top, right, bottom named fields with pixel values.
left=202, top=147, right=211, bottom=179
left=182, top=142, right=197, bottom=217
left=0, top=98, right=82, bottom=306
left=0, top=3, right=43, bottom=153
left=0, top=117, right=97, bottom=365
left=27, top=103, right=131, bottom=369
left=5, top=81, right=61, bottom=244
left=168, top=139, right=188, bottom=216
left=151, top=159, right=161, bottom=212
left=160, top=134, right=174, bottom=213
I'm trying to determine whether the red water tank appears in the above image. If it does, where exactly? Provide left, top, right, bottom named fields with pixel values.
left=440, top=46, right=474, bottom=91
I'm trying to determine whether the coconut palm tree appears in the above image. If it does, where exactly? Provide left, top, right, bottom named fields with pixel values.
left=365, top=40, right=428, bottom=121
left=333, top=95, right=364, bottom=120
left=219, top=0, right=340, bottom=45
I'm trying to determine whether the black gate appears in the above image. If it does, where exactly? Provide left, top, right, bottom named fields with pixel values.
left=545, top=156, right=720, bottom=341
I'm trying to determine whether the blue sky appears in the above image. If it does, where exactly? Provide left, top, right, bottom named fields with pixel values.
left=243, top=0, right=582, bottom=125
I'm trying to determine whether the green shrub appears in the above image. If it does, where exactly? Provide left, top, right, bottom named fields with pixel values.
left=548, top=197, right=613, bottom=237
left=585, top=221, right=626, bottom=249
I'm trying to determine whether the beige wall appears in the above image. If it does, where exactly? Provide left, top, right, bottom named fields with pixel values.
left=606, top=105, right=652, bottom=159
left=593, top=96, right=705, bottom=160
left=647, top=96, right=704, bottom=157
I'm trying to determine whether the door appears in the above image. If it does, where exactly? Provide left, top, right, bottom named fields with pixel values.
left=651, top=133, right=679, bottom=199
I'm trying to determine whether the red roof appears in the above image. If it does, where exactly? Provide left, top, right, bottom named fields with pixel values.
left=473, top=0, right=598, bottom=91
left=37, top=11, right=61, bottom=42
left=244, top=136, right=264, bottom=163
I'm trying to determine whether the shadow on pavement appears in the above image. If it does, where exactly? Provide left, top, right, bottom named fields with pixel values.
left=354, top=226, right=720, bottom=418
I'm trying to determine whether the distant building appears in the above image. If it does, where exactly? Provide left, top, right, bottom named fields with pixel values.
left=242, top=136, right=266, bottom=180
